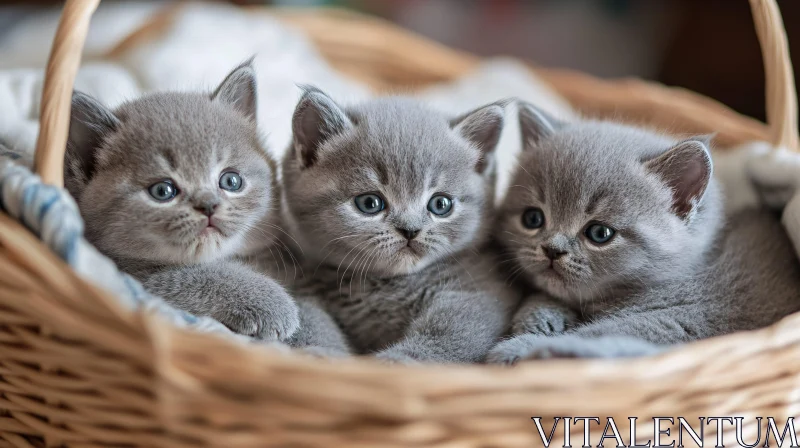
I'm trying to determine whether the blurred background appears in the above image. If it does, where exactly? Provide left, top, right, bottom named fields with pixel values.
left=0, top=0, right=798, bottom=123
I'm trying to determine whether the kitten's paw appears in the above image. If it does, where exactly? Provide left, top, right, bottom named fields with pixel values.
left=511, top=302, right=578, bottom=336
left=487, top=334, right=663, bottom=364
left=485, top=335, right=541, bottom=365
left=213, top=286, right=300, bottom=341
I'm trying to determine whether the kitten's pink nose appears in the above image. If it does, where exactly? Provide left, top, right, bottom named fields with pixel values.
left=194, top=203, right=218, bottom=217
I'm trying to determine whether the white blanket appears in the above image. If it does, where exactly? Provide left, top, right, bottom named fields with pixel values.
left=0, top=2, right=572, bottom=204
left=0, top=1, right=789, bottom=215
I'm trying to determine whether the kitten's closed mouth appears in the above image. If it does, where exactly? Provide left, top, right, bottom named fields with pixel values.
left=399, top=243, right=423, bottom=257
left=200, top=218, right=220, bottom=236
left=542, top=264, right=563, bottom=279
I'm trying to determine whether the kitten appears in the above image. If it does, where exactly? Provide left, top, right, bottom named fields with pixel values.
left=280, top=87, right=519, bottom=364
left=65, top=61, right=299, bottom=341
left=487, top=101, right=800, bottom=363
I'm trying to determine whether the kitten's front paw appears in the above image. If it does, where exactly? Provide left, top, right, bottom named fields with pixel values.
left=511, top=294, right=579, bottom=336
left=213, top=285, right=300, bottom=341
left=512, top=304, right=577, bottom=336
left=486, top=334, right=663, bottom=365
left=485, top=335, right=541, bottom=365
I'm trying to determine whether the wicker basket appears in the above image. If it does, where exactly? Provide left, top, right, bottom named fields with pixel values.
left=0, top=0, right=798, bottom=446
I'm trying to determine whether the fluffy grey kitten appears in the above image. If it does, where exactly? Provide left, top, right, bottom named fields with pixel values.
left=65, top=61, right=299, bottom=341
left=487, top=101, right=800, bottom=363
left=280, top=87, right=519, bottom=364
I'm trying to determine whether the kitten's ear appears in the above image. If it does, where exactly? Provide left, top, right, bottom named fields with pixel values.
left=68, top=91, right=119, bottom=178
left=291, top=85, right=353, bottom=168
left=517, top=101, right=564, bottom=148
left=211, top=58, right=257, bottom=122
left=645, top=136, right=714, bottom=220
left=450, top=100, right=507, bottom=173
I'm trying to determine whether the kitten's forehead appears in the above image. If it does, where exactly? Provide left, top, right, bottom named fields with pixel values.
left=324, top=99, right=478, bottom=192
left=545, top=121, right=674, bottom=159
left=353, top=99, right=474, bottom=161
left=511, top=121, right=676, bottom=221
left=105, top=92, right=263, bottom=180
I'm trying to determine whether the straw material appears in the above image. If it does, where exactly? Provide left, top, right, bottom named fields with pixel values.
left=750, top=0, right=799, bottom=151
left=1, top=0, right=798, bottom=446
left=33, top=0, right=99, bottom=188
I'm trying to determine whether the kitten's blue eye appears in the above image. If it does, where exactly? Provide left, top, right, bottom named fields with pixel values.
left=354, top=193, right=385, bottom=214
left=585, top=223, right=616, bottom=244
left=427, top=194, right=453, bottom=216
left=219, top=171, right=243, bottom=192
left=148, top=180, right=177, bottom=202
left=522, top=207, right=545, bottom=229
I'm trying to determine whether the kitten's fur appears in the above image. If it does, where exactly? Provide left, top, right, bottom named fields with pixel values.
left=487, top=101, right=800, bottom=363
left=65, top=61, right=299, bottom=341
left=281, top=87, right=518, bottom=363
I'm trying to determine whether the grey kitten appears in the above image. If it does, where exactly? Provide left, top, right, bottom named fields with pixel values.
left=65, top=61, right=299, bottom=341
left=281, top=87, right=519, bottom=364
left=487, top=101, right=800, bottom=363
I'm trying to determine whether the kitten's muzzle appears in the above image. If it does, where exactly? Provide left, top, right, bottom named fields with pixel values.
left=191, top=191, right=221, bottom=217
left=541, top=245, right=567, bottom=260
left=194, top=203, right=219, bottom=217
left=395, top=227, right=420, bottom=241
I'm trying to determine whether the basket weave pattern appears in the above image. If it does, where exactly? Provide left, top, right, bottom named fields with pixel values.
left=0, top=0, right=797, bottom=446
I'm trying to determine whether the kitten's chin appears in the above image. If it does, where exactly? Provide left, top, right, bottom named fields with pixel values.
left=374, top=250, right=434, bottom=277
left=533, top=269, right=577, bottom=302
left=534, top=274, right=561, bottom=296
left=533, top=270, right=609, bottom=305
left=182, top=231, right=244, bottom=264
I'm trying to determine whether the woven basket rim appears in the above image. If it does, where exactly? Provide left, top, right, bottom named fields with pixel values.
left=4, top=210, right=800, bottom=382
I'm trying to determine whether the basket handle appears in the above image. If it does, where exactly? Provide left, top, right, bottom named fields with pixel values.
left=750, top=0, right=798, bottom=152
left=33, top=0, right=99, bottom=187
